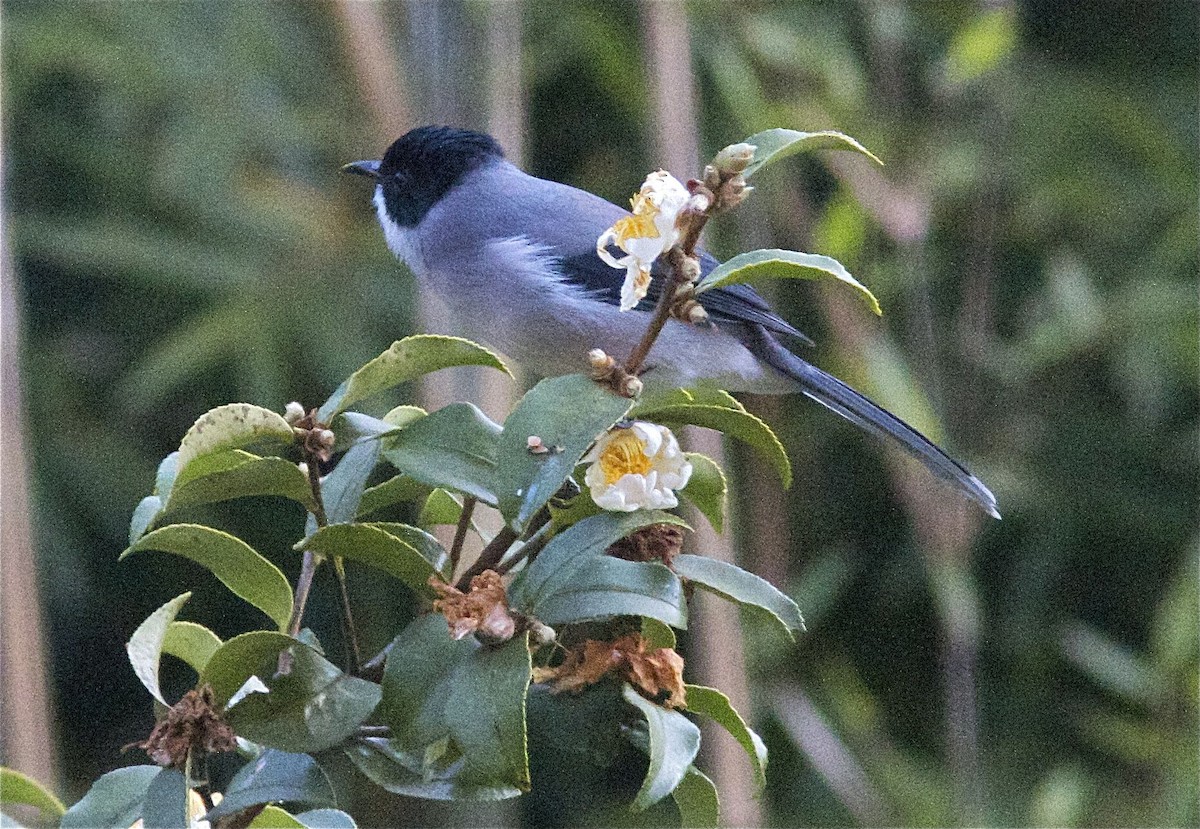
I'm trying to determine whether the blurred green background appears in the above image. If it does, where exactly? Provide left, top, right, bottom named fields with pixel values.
left=2, top=1, right=1196, bottom=826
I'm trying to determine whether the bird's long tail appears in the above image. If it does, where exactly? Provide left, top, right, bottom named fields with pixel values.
left=744, top=325, right=1000, bottom=518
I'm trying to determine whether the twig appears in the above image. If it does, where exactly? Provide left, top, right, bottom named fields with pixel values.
left=286, top=550, right=319, bottom=638
left=455, top=525, right=519, bottom=589
left=286, top=456, right=328, bottom=638
left=494, top=522, right=553, bottom=577
left=357, top=725, right=392, bottom=738
left=359, top=640, right=392, bottom=682
left=332, top=557, right=361, bottom=675
left=448, top=496, right=477, bottom=576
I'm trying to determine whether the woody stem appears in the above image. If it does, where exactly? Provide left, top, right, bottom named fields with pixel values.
left=448, top=496, right=477, bottom=576
left=622, top=209, right=711, bottom=377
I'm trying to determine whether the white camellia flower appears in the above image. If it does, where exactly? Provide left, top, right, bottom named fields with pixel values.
left=584, top=422, right=693, bottom=511
left=596, top=170, right=690, bottom=311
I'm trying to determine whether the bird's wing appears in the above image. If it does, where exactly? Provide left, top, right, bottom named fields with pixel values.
left=555, top=248, right=812, bottom=343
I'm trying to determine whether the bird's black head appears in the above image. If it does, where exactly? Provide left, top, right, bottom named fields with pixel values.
left=344, top=126, right=504, bottom=227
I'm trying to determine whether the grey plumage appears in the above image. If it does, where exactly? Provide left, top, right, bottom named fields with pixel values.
left=345, top=125, right=999, bottom=518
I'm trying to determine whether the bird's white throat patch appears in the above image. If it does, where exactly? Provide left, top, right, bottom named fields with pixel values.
left=373, top=187, right=424, bottom=271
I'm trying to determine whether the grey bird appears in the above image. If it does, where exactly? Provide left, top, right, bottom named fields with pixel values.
left=344, top=125, right=999, bottom=518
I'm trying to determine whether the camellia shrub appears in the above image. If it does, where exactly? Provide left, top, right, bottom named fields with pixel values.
left=2, top=130, right=886, bottom=828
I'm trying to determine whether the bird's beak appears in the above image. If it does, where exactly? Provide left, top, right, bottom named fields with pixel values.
left=342, top=159, right=381, bottom=178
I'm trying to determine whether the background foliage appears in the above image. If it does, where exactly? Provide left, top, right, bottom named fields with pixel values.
left=3, top=1, right=1196, bottom=826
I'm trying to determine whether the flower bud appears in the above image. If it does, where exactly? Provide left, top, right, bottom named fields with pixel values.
left=620, top=375, right=643, bottom=398
left=526, top=620, right=557, bottom=648
left=588, top=348, right=613, bottom=371
left=713, top=142, right=757, bottom=174
left=296, top=462, right=309, bottom=478
left=283, top=401, right=305, bottom=424
left=316, top=429, right=336, bottom=450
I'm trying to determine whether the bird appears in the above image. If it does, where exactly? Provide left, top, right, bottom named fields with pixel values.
left=343, top=125, right=999, bottom=518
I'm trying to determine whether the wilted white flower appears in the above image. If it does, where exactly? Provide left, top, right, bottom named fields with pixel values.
left=584, top=422, right=692, bottom=511
left=596, top=170, right=689, bottom=311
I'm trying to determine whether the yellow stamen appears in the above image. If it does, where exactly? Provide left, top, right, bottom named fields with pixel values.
left=599, top=430, right=653, bottom=485
left=612, top=209, right=659, bottom=246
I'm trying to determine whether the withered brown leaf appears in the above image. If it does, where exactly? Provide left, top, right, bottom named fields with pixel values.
left=430, top=570, right=516, bottom=643
left=134, top=685, right=237, bottom=768
left=534, top=633, right=687, bottom=708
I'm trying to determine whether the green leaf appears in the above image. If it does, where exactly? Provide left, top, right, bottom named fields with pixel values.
left=740, top=128, right=883, bottom=179
left=683, top=685, right=768, bottom=792
left=679, top=453, right=727, bottom=533
left=251, top=806, right=357, bottom=829
left=0, top=767, right=66, bottom=819
left=547, top=488, right=603, bottom=530
left=641, top=617, right=677, bottom=650
left=248, top=805, right=307, bottom=828
left=531, top=558, right=686, bottom=629
left=141, top=768, right=188, bottom=829
left=165, top=450, right=315, bottom=515
left=129, top=496, right=163, bottom=545
left=127, top=592, right=192, bottom=705
left=161, top=621, right=223, bottom=676
left=382, top=403, right=501, bottom=505
left=60, top=766, right=159, bottom=829
left=176, top=403, right=295, bottom=474
left=417, top=489, right=460, bottom=526
left=301, top=522, right=448, bottom=594
left=622, top=685, right=701, bottom=811
left=320, top=441, right=380, bottom=525
left=343, top=737, right=522, bottom=801
left=294, top=809, right=357, bottom=829
left=204, top=750, right=336, bottom=822
left=379, top=615, right=476, bottom=750
left=673, top=766, right=720, bottom=828
left=377, top=617, right=531, bottom=793
left=511, top=511, right=689, bottom=615
left=631, top=387, right=745, bottom=418
left=333, top=411, right=403, bottom=444
left=317, top=335, right=510, bottom=421
left=685, top=388, right=747, bottom=411
left=696, top=249, right=881, bottom=316
left=358, top=475, right=431, bottom=518
left=494, top=374, right=633, bottom=531
left=199, top=631, right=296, bottom=706
left=525, top=682, right=627, bottom=773
left=121, top=524, right=294, bottom=631
left=672, top=554, right=805, bottom=639
left=227, top=644, right=381, bottom=754
left=633, top=404, right=791, bottom=487
left=445, top=634, right=532, bottom=789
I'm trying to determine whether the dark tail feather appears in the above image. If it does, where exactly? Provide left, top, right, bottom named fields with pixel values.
left=745, top=326, right=1000, bottom=518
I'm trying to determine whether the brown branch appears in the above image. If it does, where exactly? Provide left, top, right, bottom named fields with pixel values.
left=448, top=496, right=477, bottom=575
left=454, top=525, right=520, bottom=590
